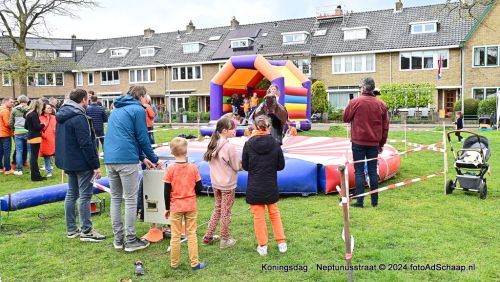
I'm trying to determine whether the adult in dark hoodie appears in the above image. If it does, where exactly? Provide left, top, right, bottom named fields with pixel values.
left=24, top=99, right=46, bottom=181
left=242, top=116, right=287, bottom=255
left=343, top=77, right=389, bottom=208
left=55, top=89, right=105, bottom=242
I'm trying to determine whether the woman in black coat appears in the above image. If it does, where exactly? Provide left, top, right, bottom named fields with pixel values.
left=24, top=99, right=46, bottom=181
left=242, top=115, right=286, bottom=256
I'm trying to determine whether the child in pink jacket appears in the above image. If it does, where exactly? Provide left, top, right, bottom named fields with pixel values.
left=202, top=117, right=241, bottom=249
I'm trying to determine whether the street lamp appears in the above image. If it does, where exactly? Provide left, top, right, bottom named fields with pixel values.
left=155, top=60, right=171, bottom=125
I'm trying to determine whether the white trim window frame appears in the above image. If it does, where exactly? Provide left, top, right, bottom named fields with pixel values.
left=472, top=87, right=500, bottom=100
left=139, top=47, right=156, bottom=57
left=129, top=68, right=156, bottom=83
left=109, top=48, right=130, bottom=58
left=400, top=49, right=449, bottom=71
left=410, top=21, right=437, bottom=34
left=342, top=27, right=369, bottom=41
left=2, top=72, right=12, bottom=86
left=172, top=65, right=202, bottom=81
left=282, top=31, right=309, bottom=45
left=58, top=52, right=73, bottom=58
left=230, top=38, right=251, bottom=49
left=473, top=45, right=499, bottom=68
left=28, top=72, right=64, bottom=87
left=76, top=72, right=83, bottom=86
left=182, top=42, right=203, bottom=54
left=88, top=72, right=94, bottom=86
left=100, top=70, right=120, bottom=85
left=331, top=54, right=376, bottom=74
left=293, top=58, right=311, bottom=76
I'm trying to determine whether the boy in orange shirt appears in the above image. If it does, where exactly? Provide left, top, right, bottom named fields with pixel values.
left=164, top=137, right=207, bottom=270
left=250, top=93, right=259, bottom=113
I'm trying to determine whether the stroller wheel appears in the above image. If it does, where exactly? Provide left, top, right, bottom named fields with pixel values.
left=479, top=182, right=487, bottom=200
left=446, top=180, right=455, bottom=195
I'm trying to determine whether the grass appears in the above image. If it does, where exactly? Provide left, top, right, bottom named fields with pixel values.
left=0, top=127, right=498, bottom=281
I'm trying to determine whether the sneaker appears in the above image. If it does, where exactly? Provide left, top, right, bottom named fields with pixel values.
left=40, top=166, right=46, bottom=171
left=220, top=238, right=237, bottom=249
left=14, top=171, right=23, bottom=176
left=372, top=203, right=378, bottom=208
left=124, top=238, right=150, bottom=252
left=32, top=177, right=47, bottom=181
left=113, top=239, right=124, bottom=250
left=192, top=262, right=208, bottom=271
left=4, top=169, right=15, bottom=175
left=350, top=202, right=364, bottom=208
left=23, top=163, right=29, bottom=167
left=47, top=173, right=53, bottom=177
left=202, top=235, right=220, bottom=245
left=0, top=168, right=4, bottom=172
left=67, top=229, right=81, bottom=239
left=256, top=245, right=268, bottom=256
left=278, top=242, right=288, bottom=253
left=80, top=229, right=106, bottom=242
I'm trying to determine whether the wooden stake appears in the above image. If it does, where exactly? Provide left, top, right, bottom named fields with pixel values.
left=339, top=165, right=353, bottom=282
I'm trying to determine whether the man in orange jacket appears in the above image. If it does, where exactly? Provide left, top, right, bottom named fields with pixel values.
left=0, top=98, right=15, bottom=174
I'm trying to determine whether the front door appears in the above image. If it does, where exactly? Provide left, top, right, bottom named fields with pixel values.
left=444, top=90, right=456, bottom=118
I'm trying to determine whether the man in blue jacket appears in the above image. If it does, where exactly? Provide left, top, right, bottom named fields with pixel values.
left=55, top=89, right=106, bottom=242
left=104, top=85, right=160, bottom=252
left=86, top=95, right=107, bottom=151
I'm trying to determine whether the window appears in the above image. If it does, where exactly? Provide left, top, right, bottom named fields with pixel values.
left=282, top=32, right=308, bottom=44
left=313, top=29, right=327, bottom=36
left=35, top=51, right=56, bottom=59
left=182, top=43, right=203, bottom=54
left=101, top=70, right=120, bottom=85
left=400, top=50, right=448, bottom=70
left=110, top=48, right=129, bottom=57
left=2, top=72, right=11, bottom=86
left=172, top=65, right=202, bottom=81
left=25, top=51, right=33, bottom=57
left=343, top=28, right=368, bottom=40
left=332, top=54, right=376, bottom=74
left=139, top=47, right=156, bottom=57
left=129, top=69, right=155, bottom=83
left=261, top=32, right=268, bottom=37
left=27, top=72, right=64, bottom=86
left=59, top=52, right=73, bottom=58
left=209, top=35, right=221, bottom=41
left=411, top=21, right=437, bottom=34
left=474, top=46, right=500, bottom=67
left=76, top=46, right=84, bottom=51
left=230, top=38, right=251, bottom=49
left=76, top=72, right=83, bottom=86
left=292, top=59, right=311, bottom=76
left=97, top=48, right=107, bottom=54
left=88, top=72, right=94, bottom=85
left=473, top=87, right=500, bottom=100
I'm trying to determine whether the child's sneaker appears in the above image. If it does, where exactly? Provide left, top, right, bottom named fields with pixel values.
left=202, top=235, right=220, bottom=245
left=14, top=171, right=22, bottom=176
left=113, top=238, right=124, bottom=250
left=124, top=238, right=150, bottom=252
left=220, top=238, right=237, bottom=249
left=47, top=172, right=53, bottom=177
left=192, top=262, right=208, bottom=271
left=256, top=245, right=268, bottom=256
left=67, top=229, right=80, bottom=239
left=4, top=169, right=15, bottom=175
left=278, top=242, right=288, bottom=253
left=80, top=228, right=106, bottom=242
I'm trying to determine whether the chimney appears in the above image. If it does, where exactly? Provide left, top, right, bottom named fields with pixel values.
left=335, top=5, right=343, bottom=16
left=186, top=20, right=195, bottom=33
left=230, top=16, right=239, bottom=29
left=394, top=0, right=403, bottom=12
left=71, top=34, right=76, bottom=39
left=144, top=28, right=155, bottom=38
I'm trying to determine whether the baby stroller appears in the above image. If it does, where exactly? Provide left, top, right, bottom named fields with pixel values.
left=446, top=130, right=490, bottom=199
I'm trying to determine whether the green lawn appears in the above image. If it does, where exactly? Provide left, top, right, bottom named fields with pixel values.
left=0, top=127, right=498, bottom=281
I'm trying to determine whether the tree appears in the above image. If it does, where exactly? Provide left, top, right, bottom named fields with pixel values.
left=442, top=0, right=495, bottom=20
left=0, top=0, right=98, bottom=96
left=379, top=83, right=435, bottom=112
left=311, top=80, right=328, bottom=114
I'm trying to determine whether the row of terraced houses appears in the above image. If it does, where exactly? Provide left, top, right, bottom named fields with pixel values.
left=0, top=1, right=499, bottom=118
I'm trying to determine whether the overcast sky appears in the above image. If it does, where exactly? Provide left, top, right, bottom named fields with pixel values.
left=44, top=0, right=445, bottom=39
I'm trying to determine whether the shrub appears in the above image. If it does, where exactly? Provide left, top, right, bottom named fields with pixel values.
left=188, top=96, right=198, bottom=112
left=454, top=99, right=479, bottom=115
left=311, top=80, right=328, bottom=114
left=379, top=83, right=434, bottom=111
left=328, top=107, right=344, bottom=121
left=478, top=97, right=497, bottom=116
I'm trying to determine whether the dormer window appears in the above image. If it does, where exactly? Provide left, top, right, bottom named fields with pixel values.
left=58, top=52, right=73, bottom=58
left=182, top=42, right=205, bottom=54
left=410, top=21, right=437, bottom=34
left=313, top=29, right=327, bottom=36
left=209, top=35, right=221, bottom=41
left=342, top=27, right=369, bottom=41
left=230, top=38, right=253, bottom=49
left=97, top=48, right=107, bottom=54
left=109, top=48, right=130, bottom=58
left=139, top=46, right=160, bottom=57
left=281, top=31, right=309, bottom=44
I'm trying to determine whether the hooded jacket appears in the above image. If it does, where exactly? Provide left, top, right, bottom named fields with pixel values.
left=208, top=138, right=241, bottom=191
left=104, top=95, right=158, bottom=164
left=242, top=134, right=285, bottom=205
left=0, top=105, right=12, bottom=137
left=55, top=100, right=100, bottom=172
left=343, top=91, right=389, bottom=148
left=9, top=104, right=29, bottom=134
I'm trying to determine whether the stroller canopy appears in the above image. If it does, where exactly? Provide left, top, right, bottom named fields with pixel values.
left=462, top=135, right=490, bottom=162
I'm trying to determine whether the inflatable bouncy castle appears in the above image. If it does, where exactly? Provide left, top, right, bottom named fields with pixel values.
left=208, top=54, right=312, bottom=131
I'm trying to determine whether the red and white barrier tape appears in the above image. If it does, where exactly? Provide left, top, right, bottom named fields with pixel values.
left=345, top=142, right=443, bottom=165
left=350, top=171, right=444, bottom=199
left=387, top=139, right=407, bottom=143
left=406, top=142, right=445, bottom=153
